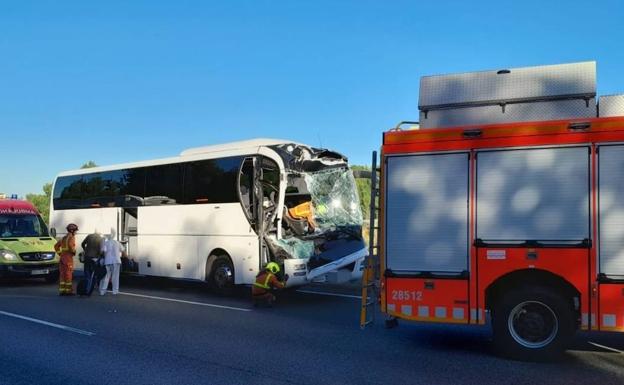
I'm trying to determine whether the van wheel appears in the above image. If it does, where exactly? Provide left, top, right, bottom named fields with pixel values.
left=209, top=255, right=234, bottom=293
left=492, top=286, right=575, bottom=361
left=44, top=271, right=59, bottom=283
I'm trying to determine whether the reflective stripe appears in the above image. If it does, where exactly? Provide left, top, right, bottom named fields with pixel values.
left=603, top=314, right=617, bottom=328
left=60, top=236, right=72, bottom=253
left=253, top=273, right=273, bottom=290
left=452, top=308, right=465, bottom=320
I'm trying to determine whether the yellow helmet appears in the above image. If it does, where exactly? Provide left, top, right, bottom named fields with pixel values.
left=266, top=262, right=280, bottom=274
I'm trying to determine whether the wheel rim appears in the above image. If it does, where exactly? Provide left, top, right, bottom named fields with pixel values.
left=213, top=263, right=233, bottom=288
left=508, top=300, right=558, bottom=349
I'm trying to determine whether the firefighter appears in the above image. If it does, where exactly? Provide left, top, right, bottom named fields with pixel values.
left=252, top=262, right=288, bottom=307
left=54, top=223, right=78, bottom=296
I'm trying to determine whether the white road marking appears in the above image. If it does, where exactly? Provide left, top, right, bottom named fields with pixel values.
left=296, top=289, right=361, bottom=299
left=588, top=341, right=624, bottom=354
left=114, top=291, right=252, bottom=312
left=0, top=310, right=95, bottom=336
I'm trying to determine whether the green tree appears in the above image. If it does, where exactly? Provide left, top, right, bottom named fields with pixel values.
left=351, top=165, right=372, bottom=220
left=81, top=161, right=98, bottom=169
left=26, top=183, right=52, bottom=224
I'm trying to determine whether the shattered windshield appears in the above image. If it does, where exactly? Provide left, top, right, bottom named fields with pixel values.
left=265, top=143, right=365, bottom=263
left=303, top=167, right=363, bottom=231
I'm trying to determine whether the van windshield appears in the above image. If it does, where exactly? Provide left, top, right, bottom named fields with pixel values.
left=0, top=214, right=49, bottom=238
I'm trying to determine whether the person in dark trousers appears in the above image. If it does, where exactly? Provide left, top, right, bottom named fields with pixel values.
left=252, top=262, right=288, bottom=307
left=81, top=229, right=103, bottom=295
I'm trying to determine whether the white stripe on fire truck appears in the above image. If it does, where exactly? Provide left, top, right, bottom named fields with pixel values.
left=603, top=314, right=617, bottom=328
left=582, top=313, right=589, bottom=327
left=401, top=305, right=413, bottom=316
left=470, top=308, right=476, bottom=321
left=452, top=308, right=465, bottom=320
left=387, top=303, right=396, bottom=312
left=418, top=306, right=429, bottom=317
left=435, top=307, right=446, bottom=318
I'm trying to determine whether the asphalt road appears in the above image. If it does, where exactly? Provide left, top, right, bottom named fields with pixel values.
left=1, top=276, right=623, bottom=385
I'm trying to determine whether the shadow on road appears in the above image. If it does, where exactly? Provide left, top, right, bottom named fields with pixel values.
left=2, top=273, right=623, bottom=364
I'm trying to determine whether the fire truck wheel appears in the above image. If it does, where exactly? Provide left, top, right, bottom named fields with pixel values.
left=492, top=286, right=575, bottom=361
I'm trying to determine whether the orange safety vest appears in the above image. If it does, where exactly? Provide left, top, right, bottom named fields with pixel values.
left=56, top=235, right=75, bottom=255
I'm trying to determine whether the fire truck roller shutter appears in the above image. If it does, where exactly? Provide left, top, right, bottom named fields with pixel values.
left=476, top=147, right=590, bottom=242
left=598, top=145, right=624, bottom=277
left=385, top=152, right=469, bottom=273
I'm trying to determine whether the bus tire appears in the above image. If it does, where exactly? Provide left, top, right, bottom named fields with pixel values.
left=45, top=270, right=59, bottom=283
left=209, top=255, right=234, bottom=293
left=492, top=286, right=575, bottom=361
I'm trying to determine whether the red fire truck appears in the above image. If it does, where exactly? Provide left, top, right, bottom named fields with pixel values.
left=361, top=61, right=624, bottom=360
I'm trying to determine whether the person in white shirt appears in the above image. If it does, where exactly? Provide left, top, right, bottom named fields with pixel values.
left=99, top=228, right=125, bottom=295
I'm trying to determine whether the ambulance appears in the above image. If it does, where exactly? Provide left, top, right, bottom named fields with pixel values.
left=0, top=199, right=59, bottom=282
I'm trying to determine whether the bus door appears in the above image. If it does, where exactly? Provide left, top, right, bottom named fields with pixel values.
left=118, top=207, right=139, bottom=273
left=597, top=144, right=624, bottom=332
left=238, top=156, right=280, bottom=271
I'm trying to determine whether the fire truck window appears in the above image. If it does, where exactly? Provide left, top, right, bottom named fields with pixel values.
left=385, top=153, right=469, bottom=273
left=476, top=147, right=589, bottom=241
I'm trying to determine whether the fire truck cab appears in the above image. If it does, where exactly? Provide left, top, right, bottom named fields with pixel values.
left=368, top=61, right=624, bottom=360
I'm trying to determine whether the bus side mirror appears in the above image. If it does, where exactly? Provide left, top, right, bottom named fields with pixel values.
left=50, top=228, right=57, bottom=238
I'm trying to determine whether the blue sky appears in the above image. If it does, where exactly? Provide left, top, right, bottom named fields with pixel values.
left=1, top=0, right=623, bottom=196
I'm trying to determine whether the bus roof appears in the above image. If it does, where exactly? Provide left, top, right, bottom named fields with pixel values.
left=0, top=199, right=39, bottom=215
left=180, top=138, right=300, bottom=156
left=56, top=138, right=300, bottom=177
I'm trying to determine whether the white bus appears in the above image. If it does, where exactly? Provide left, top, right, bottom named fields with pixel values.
left=49, top=139, right=366, bottom=290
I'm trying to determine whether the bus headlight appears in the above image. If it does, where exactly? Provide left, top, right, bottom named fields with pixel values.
left=0, top=250, right=18, bottom=261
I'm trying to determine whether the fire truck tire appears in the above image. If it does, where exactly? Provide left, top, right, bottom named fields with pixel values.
left=492, top=286, right=575, bottom=361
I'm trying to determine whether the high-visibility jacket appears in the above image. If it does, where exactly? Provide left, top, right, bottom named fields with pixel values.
left=55, top=234, right=76, bottom=257
left=252, top=271, right=285, bottom=296
left=55, top=234, right=76, bottom=294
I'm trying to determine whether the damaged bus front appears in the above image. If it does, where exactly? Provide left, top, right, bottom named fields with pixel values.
left=243, top=143, right=366, bottom=286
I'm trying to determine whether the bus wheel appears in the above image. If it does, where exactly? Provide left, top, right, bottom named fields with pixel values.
left=209, top=255, right=234, bottom=293
left=492, top=286, right=575, bottom=361
left=44, top=271, right=59, bottom=283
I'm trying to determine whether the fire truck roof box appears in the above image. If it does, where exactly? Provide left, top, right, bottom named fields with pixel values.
left=599, top=94, right=624, bottom=117
left=418, top=61, right=597, bottom=128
